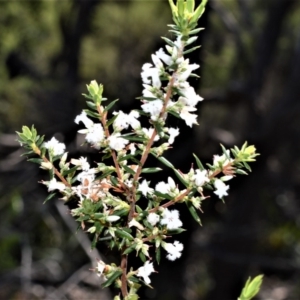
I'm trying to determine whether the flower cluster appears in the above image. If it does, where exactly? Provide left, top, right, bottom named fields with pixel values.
left=16, top=1, right=259, bottom=299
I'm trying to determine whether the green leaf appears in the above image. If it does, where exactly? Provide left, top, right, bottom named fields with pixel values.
left=101, top=269, right=123, bottom=288
left=161, top=36, right=176, bottom=48
left=242, top=161, right=252, bottom=172
left=154, top=155, right=175, bottom=169
left=139, top=251, right=146, bottom=263
left=27, top=158, right=43, bottom=164
left=123, top=244, right=136, bottom=255
left=141, top=167, right=162, bottom=173
left=43, top=193, right=56, bottom=204
left=84, top=109, right=100, bottom=119
left=239, top=275, right=264, bottom=300
left=121, top=135, right=148, bottom=143
left=123, top=165, right=136, bottom=176
left=193, top=153, right=204, bottom=170
left=61, top=165, right=79, bottom=176
left=115, top=229, right=134, bottom=241
left=118, top=154, right=138, bottom=163
left=220, top=144, right=230, bottom=160
left=95, top=169, right=115, bottom=181
left=104, top=99, right=119, bottom=112
left=168, top=228, right=187, bottom=234
left=155, top=246, right=161, bottom=264
left=106, top=114, right=118, bottom=127
left=154, top=191, right=174, bottom=200
left=86, top=100, right=97, bottom=110
left=235, top=169, right=248, bottom=175
left=190, top=0, right=207, bottom=23
left=183, top=45, right=201, bottom=55
left=186, top=201, right=202, bottom=225
left=110, top=176, right=119, bottom=187
left=82, top=93, right=93, bottom=100
left=189, top=27, right=205, bottom=35
left=186, top=0, right=195, bottom=13
left=173, top=169, right=188, bottom=187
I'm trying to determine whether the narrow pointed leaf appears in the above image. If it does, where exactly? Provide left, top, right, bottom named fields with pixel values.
left=101, top=270, right=123, bottom=288
left=193, top=153, right=204, bottom=170
left=186, top=201, right=202, bottom=225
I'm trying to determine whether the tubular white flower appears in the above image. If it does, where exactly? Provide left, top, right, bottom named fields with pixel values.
left=75, top=111, right=94, bottom=128
left=214, top=179, right=229, bottom=199
left=167, top=127, right=179, bottom=144
left=156, top=48, right=172, bottom=66
left=193, top=169, right=210, bottom=187
left=108, top=133, right=129, bottom=151
left=213, top=150, right=233, bottom=167
left=75, top=111, right=105, bottom=147
left=71, top=157, right=90, bottom=171
left=163, top=241, right=184, bottom=261
left=141, top=63, right=161, bottom=89
left=142, top=128, right=160, bottom=141
left=44, top=137, right=66, bottom=156
left=48, top=178, right=66, bottom=192
left=113, top=110, right=141, bottom=131
left=136, top=261, right=155, bottom=285
left=155, top=177, right=176, bottom=195
left=138, top=179, right=154, bottom=196
left=106, top=215, right=120, bottom=222
left=178, top=85, right=203, bottom=107
left=160, top=208, right=183, bottom=230
left=147, top=212, right=160, bottom=226
left=128, top=218, right=145, bottom=230
left=141, top=100, right=163, bottom=121
left=179, top=106, right=198, bottom=127
left=129, top=143, right=136, bottom=155
left=151, top=54, right=164, bottom=69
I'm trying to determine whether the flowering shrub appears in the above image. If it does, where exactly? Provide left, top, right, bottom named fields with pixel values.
left=17, top=1, right=262, bottom=299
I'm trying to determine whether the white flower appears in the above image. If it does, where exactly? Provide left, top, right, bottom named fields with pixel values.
left=155, top=177, right=176, bottom=195
left=142, top=128, right=160, bottom=141
left=108, top=133, right=129, bottom=151
left=113, top=110, right=141, bottom=131
left=96, top=260, right=107, bottom=279
left=129, top=143, right=136, bottom=155
left=141, top=100, right=163, bottom=121
left=151, top=54, right=164, bottom=69
left=76, top=169, right=96, bottom=197
left=160, top=208, right=182, bottom=230
left=138, top=180, right=154, bottom=196
left=177, top=59, right=199, bottom=82
left=136, top=261, right=155, bottom=285
left=213, top=150, right=232, bottom=167
left=44, top=137, right=66, bottom=156
left=167, top=127, right=179, bottom=144
left=106, top=215, right=120, bottom=222
left=75, top=111, right=94, bottom=128
left=214, top=179, right=229, bottom=199
left=221, top=175, right=233, bottom=181
left=178, top=86, right=203, bottom=107
left=128, top=110, right=141, bottom=129
left=48, top=178, right=66, bottom=192
left=147, top=213, right=160, bottom=226
left=128, top=218, right=145, bottom=230
left=71, top=157, right=90, bottom=171
left=77, top=169, right=96, bottom=183
left=156, top=48, right=172, bottom=66
left=163, top=241, right=184, bottom=261
left=179, top=106, right=198, bottom=127
left=141, top=63, right=161, bottom=88
left=75, top=111, right=105, bottom=147
left=193, top=169, right=210, bottom=187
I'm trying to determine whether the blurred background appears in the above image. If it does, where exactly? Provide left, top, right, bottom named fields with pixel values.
left=1, top=0, right=300, bottom=299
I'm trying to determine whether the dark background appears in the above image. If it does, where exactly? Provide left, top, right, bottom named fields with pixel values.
left=1, top=0, right=300, bottom=299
